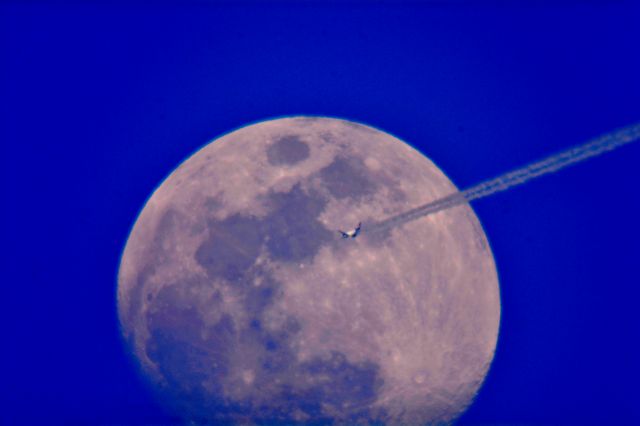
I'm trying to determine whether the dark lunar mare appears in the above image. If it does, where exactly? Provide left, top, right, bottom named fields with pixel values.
left=132, top=150, right=389, bottom=423
left=317, top=156, right=378, bottom=201
left=266, top=136, right=311, bottom=166
left=260, top=183, right=334, bottom=262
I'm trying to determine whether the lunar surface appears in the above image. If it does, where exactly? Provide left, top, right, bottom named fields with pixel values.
left=118, top=117, right=501, bottom=424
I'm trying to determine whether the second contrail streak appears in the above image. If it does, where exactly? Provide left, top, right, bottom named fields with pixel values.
left=366, top=122, right=640, bottom=234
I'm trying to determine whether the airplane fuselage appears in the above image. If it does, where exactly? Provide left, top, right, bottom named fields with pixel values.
left=339, top=222, right=361, bottom=239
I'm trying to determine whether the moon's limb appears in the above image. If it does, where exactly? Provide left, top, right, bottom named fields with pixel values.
left=367, top=121, right=640, bottom=234
left=118, top=117, right=501, bottom=424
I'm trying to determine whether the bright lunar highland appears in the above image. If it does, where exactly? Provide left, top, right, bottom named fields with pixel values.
left=118, top=117, right=501, bottom=424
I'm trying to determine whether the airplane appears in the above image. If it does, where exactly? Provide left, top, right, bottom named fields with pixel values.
left=338, top=222, right=361, bottom=239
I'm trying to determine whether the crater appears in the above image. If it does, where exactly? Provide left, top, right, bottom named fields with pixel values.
left=266, top=135, right=310, bottom=166
left=203, top=193, right=224, bottom=212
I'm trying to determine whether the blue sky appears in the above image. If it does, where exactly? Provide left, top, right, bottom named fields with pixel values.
left=2, top=1, right=639, bottom=424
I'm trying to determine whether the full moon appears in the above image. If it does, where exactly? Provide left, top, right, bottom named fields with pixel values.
left=118, top=117, right=501, bottom=424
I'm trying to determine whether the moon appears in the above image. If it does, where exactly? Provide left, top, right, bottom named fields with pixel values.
left=117, top=117, right=501, bottom=424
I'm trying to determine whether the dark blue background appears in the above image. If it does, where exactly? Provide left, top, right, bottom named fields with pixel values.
left=2, top=1, right=639, bottom=424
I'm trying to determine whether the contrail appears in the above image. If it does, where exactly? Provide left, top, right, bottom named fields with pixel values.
left=366, top=121, right=640, bottom=235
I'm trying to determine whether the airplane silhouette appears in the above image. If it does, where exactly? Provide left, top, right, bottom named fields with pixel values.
left=338, top=222, right=361, bottom=239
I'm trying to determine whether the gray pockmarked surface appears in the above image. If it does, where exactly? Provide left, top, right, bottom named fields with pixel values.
left=118, top=117, right=501, bottom=424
